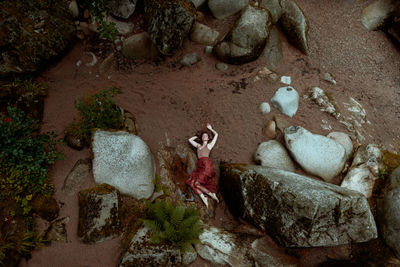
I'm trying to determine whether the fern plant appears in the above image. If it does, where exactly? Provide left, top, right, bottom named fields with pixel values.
left=143, top=200, right=202, bottom=252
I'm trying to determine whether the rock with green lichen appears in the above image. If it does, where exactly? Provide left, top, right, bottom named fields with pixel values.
left=78, top=184, right=122, bottom=244
left=31, top=194, right=59, bottom=222
left=0, top=0, right=75, bottom=77
left=213, top=5, right=272, bottom=64
left=219, top=164, right=378, bottom=247
left=144, top=0, right=196, bottom=55
left=119, top=226, right=182, bottom=266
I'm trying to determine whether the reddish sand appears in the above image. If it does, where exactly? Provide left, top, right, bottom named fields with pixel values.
left=21, top=0, right=400, bottom=266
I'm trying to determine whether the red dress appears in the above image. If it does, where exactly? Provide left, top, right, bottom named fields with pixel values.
left=186, top=157, right=218, bottom=195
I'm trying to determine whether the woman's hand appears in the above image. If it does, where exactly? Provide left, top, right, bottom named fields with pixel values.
left=206, top=123, right=212, bottom=130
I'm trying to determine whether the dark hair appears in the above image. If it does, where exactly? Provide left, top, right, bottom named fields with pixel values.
left=194, top=128, right=214, bottom=144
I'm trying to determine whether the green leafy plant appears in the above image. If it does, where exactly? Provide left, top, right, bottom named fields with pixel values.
left=143, top=199, right=202, bottom=252
left=98, top=21, right=118, bottom=41
left=378, top=168, right=389, bottom=180
left=67, top=87, right=123, bottom=146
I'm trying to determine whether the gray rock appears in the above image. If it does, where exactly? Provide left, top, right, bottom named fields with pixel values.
left=213, top=5, right=272, bottom=64
left=62, top=159, right=91, bottom=196
left=327, top=132, right=353, bottom=159
left=270, top=86, right=299, bottom=117
left=284, top=126, right=346, bottom=181
left=260, top=0, right=283, bottom=23
left=260, top=102, right=271, bottom=114
left=92, top=130, right=155, bottom=199
left=260, top=26, right=282, bottom=71
left=180, top=52, right=201, bottom=66
left=190, top=22, right=220, bottom=45
left=122, top=32, right=159, bottom=59
left=78, top=184, right=121, bottom=244
left=380, top=187, right=400, bottom=259
left=254, top=140, right=295, bottom=172
left=208, top=0, right=249, bottom=20
left=0, top=0, right=76, bottom=77
left=323, top=72, right=337, bottom=85
left=341, top=144, right=383, bottom=198
left=182, top=244, right=197, bottom=265
left=119, top=226, right=182, bottom=266
left=45, top=217, right=70, bottom=243
left=144, top=0, right=196, bottom=55
left=68, top=0, right=79, bottom=18
left=219, top=164, right=378, bottom=247
left=250, top=237, right=298, bottom=267
left=192, top=0, right=207, bottom=9
left=104, top=16, right=134, bottom=35
left=99, top=52, right=114, bottom=74
left=215, top=62, right=228, bottom=71
left=279, top=0, right=309, bottom=54
left=195, top=225, right=253, bottom=266
left=204, top=45, right=214, bottom=54
left=110, top=0, right=137, bottom=19
left=361, top=0, right=397, bottom=31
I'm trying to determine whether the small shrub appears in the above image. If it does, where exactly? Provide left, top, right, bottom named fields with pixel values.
left=143, top=199, right=202, bottom=252
left=67, top=87, right=123, bottom=146
left=98, top=21, right=118, bottom=41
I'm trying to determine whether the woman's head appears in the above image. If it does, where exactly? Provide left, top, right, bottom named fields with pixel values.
left=196, top=129, right=214, bottom=144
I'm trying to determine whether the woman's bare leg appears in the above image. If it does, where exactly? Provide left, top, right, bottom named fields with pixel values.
left=207, top=192, right=219, bottom=203
left=199, top=193, right=208, bottom=208
left=194, top=181, right=219, bottom=204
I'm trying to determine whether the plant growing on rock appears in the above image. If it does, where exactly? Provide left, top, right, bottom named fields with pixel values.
left=66, top=87, right=123, bottom=147
left=143, top=199, right=202, bottom=252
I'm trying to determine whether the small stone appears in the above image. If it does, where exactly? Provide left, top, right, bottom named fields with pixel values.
left=215, top=62, right=228, bottom=71
left=323, top=72, right=337, bottom=85
left=190, top=22, right=220, bottom=45
left=62, top=159, right=91, bottom=196
left=280, top=76, right=291, bottom=85
left=327, top=132, right=353, bottom=160
left=69, top=0, right=79, bottom=18
left=263, top=120, right=276, bottom=139
left=260, top=102, right=271, bottom=114
left=180, top=52, right=201, bottom=66
left=104, top=16, right=134, bottom=35
left=270, top=86, right=299, bottom=117
left=285, top=126, right=346, bottom=181
left=123, top=111, right=138, bottom=134
left=45, top=217, right=70, bottom=243
left=254, top=140, right=295, bottom=171
left=269, top=73, right=278, bottom=81
left=204, top=46, right=214, bottom=54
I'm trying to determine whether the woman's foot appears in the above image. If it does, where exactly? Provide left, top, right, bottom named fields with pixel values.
left=207, top=192, right=219, bottom=203
left=200, top=194, right=209, bottom=208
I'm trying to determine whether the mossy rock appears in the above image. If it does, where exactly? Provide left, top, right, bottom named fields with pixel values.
left=0, top=0, right=76, bottom=78
left=78, top=184, right=122, bottom=244
left=382, top=150, right=400, bottom=172
left=31, top=194, right=59, bottom=222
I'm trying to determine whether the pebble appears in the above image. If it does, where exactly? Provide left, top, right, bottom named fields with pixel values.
left=69, top=0, right=79, bottom=18
left=323, top=72, right=337, bottom=85
left=180, top=52, right=201, bottom=66
left=204, top=46, right=213, bottom=54
left=280, top=76, right=291, bottom=85
left=263, top=120, right=276, bottom=139
left=260, top=102, right=271, bottom=114
left=215, top=62, right=228, bottom=71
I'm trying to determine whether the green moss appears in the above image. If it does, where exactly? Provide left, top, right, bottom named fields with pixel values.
left=382, top=150, right=400, bottom=172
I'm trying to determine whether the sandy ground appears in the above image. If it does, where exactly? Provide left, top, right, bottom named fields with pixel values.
left=21, top=0, right=400, bottom=266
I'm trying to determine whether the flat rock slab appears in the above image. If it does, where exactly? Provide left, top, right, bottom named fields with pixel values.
left=78, top=184, right=121, bottom=244
left=92, top=130, right=155, bottom=199
left=119, top=226, right=181, bottom=266
left=62, top=159, right=91, bottom=196
left=284, top=126, right=346, bottom=182
left=220, top=164, right=377, bottom=247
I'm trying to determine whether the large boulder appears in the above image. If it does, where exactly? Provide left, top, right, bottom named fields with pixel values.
left=92, top=130, right=155, bottom=200
left=220, top=164, right=378, bottom=247
left=284, top=126, right=346, bottom=182
left=361, top=0, right=398, bottom=31
left=254, top=140, right=295, bottom=172
left=213, top=5, right=272, bottom=64
left=208, top=0, right=249, bottom=20
left=122, top=32, right=160, bottom=59
left=119, top=226, right=182, bottom=266
left=379, top=167, right=400, bottom=259
left=78, top=184, right=121, bottom=244
left=62, top=159, right=91, bottom=196
left=279, top=0, right=309, bottom=54
left=0, top=0, right=75, bottom=77
left=144, top=0, right=196, bottom=55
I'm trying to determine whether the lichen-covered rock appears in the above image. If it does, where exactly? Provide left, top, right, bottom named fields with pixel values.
left=78, top=184, right=121, bottom=244
left=144, top=0, right=196, bottom=55
left=220, top=164, right=378, bottom=247
left=31, top=195, right=59, bottom=222
left=0, top=0, right=75, bottom=77
left=182, top=244, right=197, bottom=265
left=119, top=226, right=182, bottom=266
left=45, top=217, right=70, bottom=243
left=62, top=159, right=91, bottom=196
left=195, top=225, right=254, bottom=266
left=208, top=0, right=249, bottom=20
left=110, top=0, right=137, bottom=19
left=92, top=130, right=155, bottom=200
left=284, top=126, right=346, bottom=182
left=279, top=0, right=309, bottom=54
left=214, top=5, right=272, bottom=64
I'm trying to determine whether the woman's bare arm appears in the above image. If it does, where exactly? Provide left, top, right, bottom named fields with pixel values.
left=188, top=136, right=200, bottom=148
left=206, top=124, right=218, bottom=150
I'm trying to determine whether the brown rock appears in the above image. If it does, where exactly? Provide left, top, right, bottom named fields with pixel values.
left=31, top=195, right=59, bottom=221
left=45, top=217, right=70, bottom=243
left=263, top=120, right=276, bottom=139
left=196, top=11, right=205, bottom=22
left=99, top=53, right=115, bottom=75
left=274, top=114, right=292, bottom=133
left=83, top=9, right=90, bottom=19
left=80, top=22, right=91, bottom=35
left=123, top=111, right=138, bottom=134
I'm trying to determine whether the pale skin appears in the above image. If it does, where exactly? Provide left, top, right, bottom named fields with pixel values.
left=188, top=123, right=219, bottom=207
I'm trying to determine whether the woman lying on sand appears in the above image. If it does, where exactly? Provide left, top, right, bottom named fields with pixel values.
left=186, top=123, right=219, bottom=207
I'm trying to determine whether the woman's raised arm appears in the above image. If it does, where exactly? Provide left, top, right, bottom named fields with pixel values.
left=206, top=123, right=218, bottom=150
left=188, top=136, right=200, bottom=148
